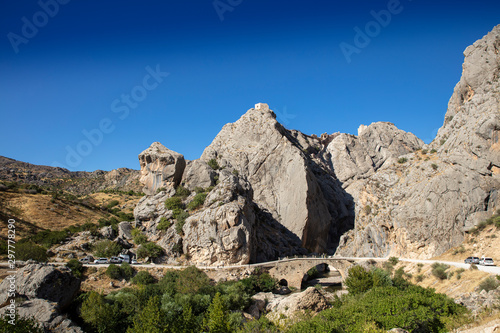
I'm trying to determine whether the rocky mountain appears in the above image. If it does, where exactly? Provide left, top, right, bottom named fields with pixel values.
left=134, top=25, right=500, bottom=264
left=0, top=156, right=142, bottom=195
left=336, top=25, right=500, bottom=258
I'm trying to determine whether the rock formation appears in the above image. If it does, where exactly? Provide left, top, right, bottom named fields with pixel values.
left=0, top=264, right=82, bottom=332
left=138, top=142, right=186, bottom=195
left=335, top=25, right=500, bottom=258
left=134, top=25, right=499, bottom=263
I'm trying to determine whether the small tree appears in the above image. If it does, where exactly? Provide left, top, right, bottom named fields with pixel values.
left=208, top=158, right=220, bottom=170
left=105, top=264, right=122, bottom=280
left=128, top=296, right=164, bottom=332
left=131, top=271, right=155, bottom=285
left=345, top=266, right=373, bottom=295
left=66, top=259, right=84, bottom=278
left=204, top=292, right=230, bottom=333
left=92, top=240, right=122, bottom=258
left=16, top=241, right=47, bottom=262
left=80, top=291, right=119, bottom=332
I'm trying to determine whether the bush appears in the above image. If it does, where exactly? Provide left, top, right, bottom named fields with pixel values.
left=431, top=163, right=438, bottom=170
left=0, top=314, right=44, bottom=332
left=208, top=158, right=220, bottom=170
left=16, top=241, right=47, bottom=261
left=106, top=200, right=120, bottom=210
left=133, top=233, right=148, bottom=245
left=397, top=157, right=408, bottom=164
left=165, top=197, right=183, bottom=211
left=388, top=257, right=399, bottom=265
left=29, top=229, right=68, bottom=248
left=431, top=262, right=449, bottom=280
left=175, top=185, right=191, bottom=198
left=430, top=149, right=437, bottom=154
left=479, top=277, right=500, bottom=292
left=307, top=266, right=320, bottom=279
left=66, top=259, right=84, bottom=278
left=106, top=264, right=122, bottom=280
left=92, top=240, right=122, bottom=258
left=121, top=262, right=135, bottom=280
left=415, top=274, right=424, bottom=282
left=137, top=242, right=163, bottom=260
left=187, top=193, right=207, bottom=211
left=157, top=217, right=172, bottom=231
left=345, top=266, right=373, bottom=295
left=131, top=271, right=155, bottom=285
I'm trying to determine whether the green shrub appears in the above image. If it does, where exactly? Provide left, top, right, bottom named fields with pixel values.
left=415, top=274, right=424, bottom=282
left=431, top=262, right=449, bottom=280
left=106, top=264, right=122, bottom=280
left=165, top=197, right=183, bottom=211
left=120, top=262, right=135, bottom=280
left=431, top=163, right=438, bottom=170
left=137, top=242, right=163, bottom=259
left=29, top=229, right=68, bottom=248
left=287, top=284, right=465, bottom=333
left=345, top=266, right=373, bottom=295
left=92, top=240, right=122, bottom=258
left=307, top=266, right=320, bottom=279
left=388, top=257, right=399, bottom=265
left=479, top=277, right=500, bottom=292
left=106, top=200, right=120, bottom=210
left=66, top=259, right=84, bottom=278
left=430, top=149, right=437, bottom=154
left=208, top=158, right=220, bottom=170
left=131, top=271, right=155, bottom=285
left=16, top=241, right=47, bottom=261
left=187, top=193, right=207, bottom=211
left=0, top=314, right=44, bottom=332
left=175, top=185, right=191, bottom=198
left=157, top=217, right=172, bottom=231
left=133, top=233, right=148, bottom=245
left=156, top=187, right=166, bottom=193
left=397, top=157, right=408, bottom=164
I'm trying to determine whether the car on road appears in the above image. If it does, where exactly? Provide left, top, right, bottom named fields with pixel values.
left=131, top=259, right=139, bottom=265
left=464, top=256, right=480, bottom=264
left=119, top=254, right=130, bottom=263
left=479, top=257, right=495, bottom=266
left=79, top=256, right=94, bottom=264
left=110, top=257, right=122, bottom=264
left=94, top=258, right=109, bottom=264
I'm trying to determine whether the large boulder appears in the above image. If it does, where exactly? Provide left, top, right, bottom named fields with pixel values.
left=0, top=264, right=80, bottom=309
left=264, top=287, right=329, bottom=323
left=138, top=142, right=186, bottom=195
left=181, top=159, right=215, bottom=190
left=0, top=298, right=83, bottom=332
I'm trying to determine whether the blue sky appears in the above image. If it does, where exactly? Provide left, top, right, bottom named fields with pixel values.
left=1, top=0, right=499, bottom=171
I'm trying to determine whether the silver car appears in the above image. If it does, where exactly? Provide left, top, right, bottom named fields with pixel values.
left=94, top=258, right=109, bottom=264
left=479, top=257, right=495, bottom=266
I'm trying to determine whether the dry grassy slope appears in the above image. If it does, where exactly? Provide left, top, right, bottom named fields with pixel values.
left=0, top=191, right=142, bottom=238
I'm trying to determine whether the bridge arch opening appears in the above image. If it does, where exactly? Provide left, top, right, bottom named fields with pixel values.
left=301, top=263, right=342, bottom=290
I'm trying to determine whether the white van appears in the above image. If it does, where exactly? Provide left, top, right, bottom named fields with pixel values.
left=119, top=254, right=130, bottom=263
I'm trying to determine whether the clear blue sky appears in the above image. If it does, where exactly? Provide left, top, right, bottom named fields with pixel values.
left=1, top=0, right=499, bottom=171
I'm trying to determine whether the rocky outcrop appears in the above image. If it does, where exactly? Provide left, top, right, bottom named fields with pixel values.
left=0, top=156, right=142, bottom=195
left=251, top=287, right=329, bottom=323
left=0, top=264, right=80, bottom=309
left=182, top=170, right=255, bottom=265
left=327, top=122, right=423, bottom=185
left=335, top=25, right=500, bottom=258
left=0, top=298, right=83, bottom=333
left=455, top=288, right=500, bottom=314
left=201, top=103, right=353, bottom=253
left=138, top=142, right=186, bottom=195
left=181, top=160, right=215, bottom=190
left=0, top=264, right=82, bottom=332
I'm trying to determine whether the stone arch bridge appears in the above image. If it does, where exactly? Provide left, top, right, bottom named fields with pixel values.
left=249, top=257, right=362, bottom=290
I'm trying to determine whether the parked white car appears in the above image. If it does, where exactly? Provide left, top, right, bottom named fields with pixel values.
left=479, top=257, right=495, bottom=266
left=94, top=258, right=109, bottom=264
